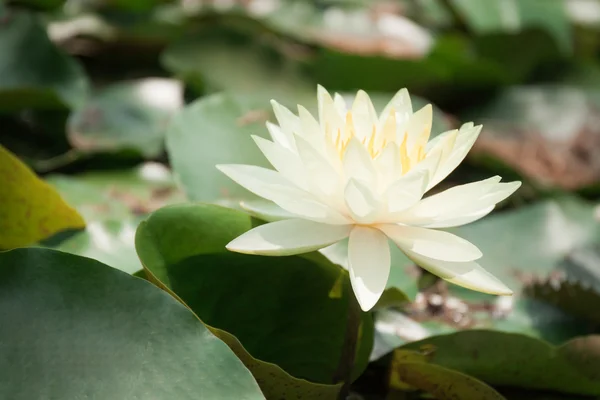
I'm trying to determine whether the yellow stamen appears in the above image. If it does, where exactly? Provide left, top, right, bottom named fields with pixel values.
left=381, top=108, right=396, bottom=147
left=334, top=128, right=341, bottom=150
left=367, top=126, right=376, bottom=157
left=417, top=145, right=425, bottom=162
left=399, top=133, right=410, bottom=174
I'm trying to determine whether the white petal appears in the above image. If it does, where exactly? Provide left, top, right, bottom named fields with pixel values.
left=333, top=93, right=348, bottom=115
left=379, top=88, right=412, bottom=126
left=419, top=130, right=458, bottom=192
left=375, top=142, right=401, bottom=189
left=217, top=164, right=348, bottom=224
left=399, top=178, right=521, bottom=228
left=271, top=100, right=301, bottom=136
left=283, top=199, right=351, bottom=224
left=343, top=137, right=377, bottom=185
left=295, top=135, right=341, bottom=197
left=266, top=121, right=295, bottom=151
left=252, top=135, right=308, bottom=190
left=318, top=85, right=344, bottom=135
left=402, top=104, right=432, bottom=151
left=216, top=164, right=298, bottom=200
left=240, top=200, right=296, bottom=222
left=402, top=250, right=512, bottom=295
left=351, top=90, right=378, bottom=140
left=378, top=224, right=482, bottom=262
left=429, top=124, right=481, bottom=189
left=348, top=226, right=391, bottom=311
left=345, top=179, right=379, bottom=222
left=227, top=219, right=352, bottom=256
left=422, top=206, right=494, bottom=228
left=385, top=169, right=429, bottom=213
left=297, top=105, right=322, bottom=147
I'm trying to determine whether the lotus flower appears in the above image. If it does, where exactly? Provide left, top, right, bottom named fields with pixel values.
left=217, top=86, right=521, bottom=311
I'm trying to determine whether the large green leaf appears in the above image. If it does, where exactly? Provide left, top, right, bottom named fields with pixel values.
left=389, top=350, right=505, bottom=399
left=135, top=203, right=373, bottom=396
left=401, top=331, right=600, bottom=396
left=0, top=248, right=265, bottom=399
left=67, top=79, right=183, bottom=158
left=0, top=8, right=88, bottom=111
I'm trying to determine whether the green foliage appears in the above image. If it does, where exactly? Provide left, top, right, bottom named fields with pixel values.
left=390, top=352, right=505, bottom=399
left=0, top=248, right=266, bottom=399
left=3, top=0, right=600, bottom=398
left=401, top=331, right=600, bottom=396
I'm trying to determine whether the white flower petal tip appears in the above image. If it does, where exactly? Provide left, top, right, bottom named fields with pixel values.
left=348, top=226, right=391, bottom=311
left=403, top=250, right=512, bottom=296
left=379, top=224, right=482, bottom=262
left=447, top=269, right=513, bottom=296
left=225, top=219, right=352, bottom=256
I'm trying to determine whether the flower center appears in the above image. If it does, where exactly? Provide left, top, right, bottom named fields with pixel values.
left=327, top=108, right=429, bottom=174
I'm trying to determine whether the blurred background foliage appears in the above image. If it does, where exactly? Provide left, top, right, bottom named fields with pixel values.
left=3, top=0, right=600, bottom=399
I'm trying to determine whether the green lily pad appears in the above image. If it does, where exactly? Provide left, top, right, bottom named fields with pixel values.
left=67, top=79, right=183, bottom=158
left=135, top=203, right=373, bottom=396
left=166, top=92, right=274, bottom=202
left=389, top=351, right=505, bottom=399
left=0, top=248, right=265, bottom=399
left=400, top=331, right=600, bottom=396
left=0, top=8, right=88, bottom=111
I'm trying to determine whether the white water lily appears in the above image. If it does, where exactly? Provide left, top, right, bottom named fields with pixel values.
left=217, top=86, right=521, bottom=311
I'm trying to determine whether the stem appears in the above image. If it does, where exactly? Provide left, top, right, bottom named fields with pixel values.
left=333, top=287, right=362, bottom=400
